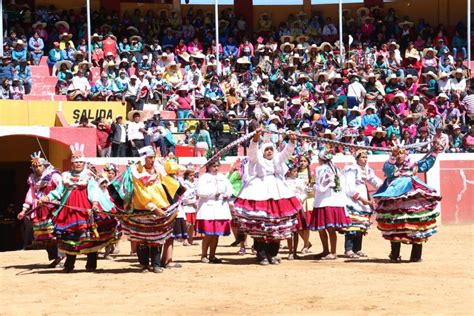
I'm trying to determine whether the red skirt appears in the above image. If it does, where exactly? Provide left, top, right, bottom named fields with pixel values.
left=309, top=207, right=351, bottom=231
left=185, top=213, right=197, bottom=225
left=195, top=219, right=231, bottom=236
left=296, top=209, right=309, bottom=231
left=53, top=188, right=119, bottom=255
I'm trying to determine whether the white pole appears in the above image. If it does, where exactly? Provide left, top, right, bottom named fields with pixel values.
left=468, top=0, right=471, bottom=71
left=0, top=0, right=4, bottom=56
left=215, top=0, right=220, bottom=75
left=338, top=0, right=343, bottom=66
left=86, top=0, right=92, bottom=64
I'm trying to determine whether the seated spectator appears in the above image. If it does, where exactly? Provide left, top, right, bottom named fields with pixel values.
left=9, top=77, right=25, bottom=100
left=15, top=59, right=32, bottom=95
left=28, top=31, right=44, bottom=65
left=163, top=61, right=183, bottom=89
left=452, top=30, right=467, bottom=60
left=67, top=70, right=91, bottom=101
left=0, top=79, right=10, bottom=99
left=47, top=42, right=63, bottom=76
left=61, top=41, right=76, bottom=62
left=122, top=75, right=144, bottom=111
left=55, top=60, right=73, bottom=94
left=370, top=127, right=388, bottom=154
left=92, top=73, right=115, bottom=101
left=11, top=40, right=27, bottom=63
left=449, top=124, right=464, bottom=153
left=361, top=103, right=381, bottom=135
left=90, top=33, right=104, bottom=67
left=59, top=33, right=75, bottom=50
left=463, top=128, right=474, bottom=153
left=0, top=56, right=14, bottom=82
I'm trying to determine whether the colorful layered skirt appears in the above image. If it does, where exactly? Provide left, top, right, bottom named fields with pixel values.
left=31, top=205, right=56, bottom=243
left=344, top=206, right=373, bottom=235
left=195, top=219, right=231, bottom=236
left=373, top=176, right=441, bottom=244
left=233, top=197, right=301, bottom=241
left=309, top=207, right=351, bottom=231
left=121, top=209, right=178, bottom=246
left=53, top=188, right=121, bottom=255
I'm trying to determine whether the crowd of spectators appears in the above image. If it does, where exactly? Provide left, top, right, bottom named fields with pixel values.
left=1, top=4, right=473, bottom=154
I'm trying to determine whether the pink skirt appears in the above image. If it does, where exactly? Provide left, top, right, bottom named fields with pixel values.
left=309, top=207, right=351, bottom=231
left=195, top=219, right=231, bottom=236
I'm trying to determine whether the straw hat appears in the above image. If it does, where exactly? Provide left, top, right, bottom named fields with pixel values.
left=269, top=114, right=281, bottom=123
left=388, top=41, right=400, bottom=50
left=350, top=107, right=362, bottom=115
left=166, top=61, right=181, bottom=71
left=371, top=127, right=387, bottom=137
left=130, top=35, right=142, bottom=42
left=423, top=71, right=438, bottom=80
left=178, top=51, right=190, bottom=62
left=390, top=92, right=406, bottom=103
left=32, top=21, right=47, bottom=29
left=56, top=60, right=73, bottom=70
left=78, top=61, right=92, bottom=69
left=296, top=35, right=309, bottom=42
left=399, top=20, right=414, bottom=28
left=280, top=41, right=295, bottom=51
left=127, top=110, right=145, bottom=121
left=316, top=72, right=329, bottom=81
left=319, top=42, right=333, bottom=51
left=365, top=72, right=379, bottom=80
left=237, top=56, right=251, bottom=64
left=91, top=33, right=103, bottom=40
left=273, top=106, right=283, bottom=113
left=422, top=47, right=437, bottom=57
left=364, top=103, right=377, bottom=112
left=190, top=51, right=205, bottom=59
left=405, top=74, right=418, bottom=81
left=59, top=32, right=72, bottom=40
left=322, top=129, right=336, bottom=139
left=451, top=68, right=464, bottom=77
left=327, top=118, right=339, bottom=126
left=280, top=35, right=294, bottom=43
left=438, top=72, right=448, bottom=80
left=405, top=51, right=420, bottom=60
left=386, top=73, right=400, bottom=84
left=127, top=26, right=139, bottom=34
left=13, top=39, right=24, bottom=47
left=403, top=114, right=415, bottom=123
left=335, top=105, right=347, bottom=113
left=55, top=21, right=70, bottom=30
left=356, top=7, right=370, bottom=16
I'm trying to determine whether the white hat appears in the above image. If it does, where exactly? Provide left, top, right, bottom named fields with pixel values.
left=130, top=75, right=138, bottom=80
left=70, top=143, right=85, bottom=162
left=139, top=146, right=155, bottom=157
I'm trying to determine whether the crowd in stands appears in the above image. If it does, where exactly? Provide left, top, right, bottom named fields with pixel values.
left=1, top=4, right=473, bottom=154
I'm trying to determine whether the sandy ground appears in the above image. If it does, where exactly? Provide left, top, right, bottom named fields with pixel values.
left=1, top=224, right=473, bottom=315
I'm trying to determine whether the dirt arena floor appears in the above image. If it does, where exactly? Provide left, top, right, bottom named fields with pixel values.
left=1, top=224, right=473, bottom=315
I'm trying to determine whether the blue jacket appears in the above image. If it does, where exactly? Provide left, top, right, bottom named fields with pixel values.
left=0, top=64, right=14, bottom=81
left=15, top=65, right=31, bottom=81
left=47, top=48, right=63, bottom=66
left=12, top=49, right=27, bottom=61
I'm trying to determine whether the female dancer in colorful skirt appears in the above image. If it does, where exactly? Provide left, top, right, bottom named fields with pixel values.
left=343, top=149, right=382, bottom=258
left=310, top=147, right=351, bottom=260
left=234, top=128, right=302, bottom=265
left=17, top=152, right=64, bottom=267
left=285, top=160, right=308, bottom=260
left=180, top=165, right=198, bottom=246
left=40, top=144, right=120, bottom=273
left=113, top=146, right=182, bottom=273
left=196, top=160, right=234, bottom=263
left=372, top=145, right=442, bottom=262
left=297, top=154, right=314, bottom=253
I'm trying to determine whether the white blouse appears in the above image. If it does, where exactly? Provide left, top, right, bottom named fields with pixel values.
left=313, top=164, right=346, bottom=208
left=196, top=173, right=233, bottom=220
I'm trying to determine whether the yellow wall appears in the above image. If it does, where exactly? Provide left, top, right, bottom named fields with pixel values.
left=0, top=100, right=127, bottom=127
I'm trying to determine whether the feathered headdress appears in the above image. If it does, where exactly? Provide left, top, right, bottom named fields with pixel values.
left=70, top=143, right=85, bottom=162
left=30, top=151, right=48, bottom=166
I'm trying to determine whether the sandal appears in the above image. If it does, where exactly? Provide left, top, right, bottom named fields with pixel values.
left=356, top=251, right=368, bottom=258
left=301, top=243, right=312, bottom=254
left=209, top=257, right=223, bottom=264
left=237, top=247, right=246, bottom=255
left=345, top=251, right=360, bottom=259
left=321, top=254, right=338, bottom=260
left=201, top=257, right=210, bottom=263
left=165, top=262, right=182, bottom=269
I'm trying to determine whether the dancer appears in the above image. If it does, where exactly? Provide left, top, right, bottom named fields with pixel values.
left=372, top=144, right=442, bottom=262
left=297, top=154, right=314, bottom=253
left=180, top=164, right=198, bottom=246
left=234, top=128, right=302, bottom=265
left=114, top=146, right=182, bottom=273
left=343, top=149, right=382, bottom=258
left=17, top=152, right=64, bottom=267
left=285, top=160, right=308, bottom=260
left=40, top=144, right=120, bottom=272
left=102, top=163, right=121, bottom=257
left=196, top=160, right=233, bottom=263
left=310, top=147, right=351, bottom=260
left=227, top=158, right=247, bottom=255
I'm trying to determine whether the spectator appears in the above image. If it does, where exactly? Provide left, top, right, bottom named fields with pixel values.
left=122, top=75, right=144, bottom=111
left=191, top=121, right=213, bottom=157
left=96, top=121, right=112, bottom=157
left=11, top=40, right=28, bottom=63
left=47, top=42, right=63, bottom=76
left=15, top=59, right=32, bottom=95
left=110, top=115, right=127, bottom=157
left=127, top=110, right=146, bottom=157
left=449, top=124, right=464, bottom=152
left=0, top=79, right=10, bottom=99
left=9, top=77, right=25, bottom=100
left=28, top=31, right=44, bottom=65
left=0, top=56, right=14, bottom=82
left=58, top=33, right=75, bottom=50
left=67, top=70, right=91, bottom=101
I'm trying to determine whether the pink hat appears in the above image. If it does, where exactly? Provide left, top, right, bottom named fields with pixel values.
left=256, top=36, right=264, bottom=44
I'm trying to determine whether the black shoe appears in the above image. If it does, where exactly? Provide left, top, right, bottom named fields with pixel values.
left=209, top=257, right=223, bottom=264
left=63, top=267, right=74, bottom=273
left=229, top=240, right=240, bottom=247
left=86, top=267, right=97, bottom=272
left=48, top=257, right=64, bottom=268
left=389, top=253, right=402, bottom=263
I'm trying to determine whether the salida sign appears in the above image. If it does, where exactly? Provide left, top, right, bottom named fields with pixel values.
left=72, top=109, right=113, bottom=121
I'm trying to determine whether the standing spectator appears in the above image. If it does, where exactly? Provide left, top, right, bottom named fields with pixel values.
left=103, top=34, right=118, bottom=59
left=110, top=115, right=127, bottom=157
left=346, top=75, right=366, bottom=109
left=127, top=110, right=146, bottom=157
left=156, top=121, right=177, bottom=157
left=96, top=121, right=112, bottom=157
left=28, top=32, right=45, bottom=65
left=15, top=59, right=32, bottom=95
left=171, top=85, right=193, bottom=133
left=191, top=121, right=213, bottom=157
